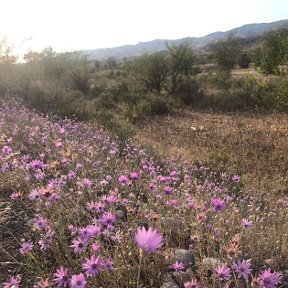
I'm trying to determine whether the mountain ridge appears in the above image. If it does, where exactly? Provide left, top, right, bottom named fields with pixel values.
left=81, top=19, right=288, bottom=61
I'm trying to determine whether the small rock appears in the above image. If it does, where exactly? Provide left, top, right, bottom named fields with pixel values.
left=159, top=217, right=184, bottom=231
left=174, top=249, right=195, bottom=267
left=115, top=210, right=125, bottom=220
left=202, top=257, right=222, bottom=270
left=5, top=220, right=23, bottom=232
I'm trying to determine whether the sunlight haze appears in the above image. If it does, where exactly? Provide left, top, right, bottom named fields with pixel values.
left=1, top=0, right=287, bottom=55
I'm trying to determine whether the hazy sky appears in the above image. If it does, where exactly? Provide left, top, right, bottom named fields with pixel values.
left=1, top=0, right=287, bottom=55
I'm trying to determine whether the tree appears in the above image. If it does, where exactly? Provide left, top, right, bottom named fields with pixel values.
left=258, top=28, right=288, bottom=75
left=0, top=38, right=18, bottom=93
left=209, top=34, right=241, bottom=71
left=23, top=48, right=91, bottom=94
left=238, top=52, right=252, bottom=68
left=125, top=52, right=168, bottom=93
left=105, top=56, right=117, bottom=70
left=0, top=37, right=17, bottom=65
left=166, top=42, right=196, bottom=91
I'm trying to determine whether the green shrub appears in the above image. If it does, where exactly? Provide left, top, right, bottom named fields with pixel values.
left=126, top=93, right=170, bottom=122
left=95, top=108, right=135, bottom=142
left=95, top=91, right=118, bottom=109
left=174, top=76, right=203, bottom=105
left=228, top=76, right=288, bottom=111
left=268, top=77, right=288, bottom=111
left=23, top=81, right=93, bottom=120
left=210, top=70, right=233, bottom=90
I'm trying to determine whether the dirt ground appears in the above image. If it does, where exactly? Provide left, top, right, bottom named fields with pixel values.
left=136, top=109, right=288, bottom=192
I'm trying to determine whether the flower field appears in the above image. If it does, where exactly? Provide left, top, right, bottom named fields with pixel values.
left=0, top=98, right=287, bottom=287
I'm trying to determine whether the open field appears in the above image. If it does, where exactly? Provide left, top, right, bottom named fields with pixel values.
left=136, top=110, right=288, bottom=192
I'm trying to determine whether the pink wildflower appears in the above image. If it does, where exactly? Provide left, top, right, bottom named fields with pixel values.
left=134, top=226, right=163, bottom=252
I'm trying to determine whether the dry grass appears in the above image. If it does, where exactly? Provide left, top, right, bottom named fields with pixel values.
left=136, top=109, right=288, bottom=192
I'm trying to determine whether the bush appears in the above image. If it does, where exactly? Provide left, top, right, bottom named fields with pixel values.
left=210, top=70, right=233, bottom=90
left=174, top=76, right=202, bottom=105
left=95, top=91, right=118, bottom=109
left=126, top=93, right=170, bottom=122
left=23, top=81, right=94, bottom=120
left=95, top=108, right=136, bottom=142
left=225, top=76, right=288, bottom=112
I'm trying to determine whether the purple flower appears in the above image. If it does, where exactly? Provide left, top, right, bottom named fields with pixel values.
left=95, top=202, right=106, bottom=213
left=70, top=237, right=88, bottom=253
left=86, top=201, right=97, bottom=212
left=241, top=218, right=253, bottom=228
left=232, top=259, right=252, bottom=280
left=68, top=224, right=77, bottom=234
left=232, top=175, right=241, bottom=183
left=30, top=159, right=45, bottom=170
left=118, top=175, right=129, bottom=185
left=84, top=225, right=101, bottom=238
left=215, top=264, right=231, bottom=281
left=135, top=226, right=163, bottom=252
left=101, top=212, right=116, bottom=226
left=70, top=273, right=87, bottom=288
left=211, top=198, right=226, bottom=213
left=2, top=145, right=12, bottom=155
left=67, top=170, right=76, bottom=179
left=28, top=189, right=40, bottom=201
left=19, top=241, right=34, bottom=255
left=102, top=258, right=114, bottom=271
left=2, top=275, right=21, bottom=288
left=10, top=192, right=22, bottom=200
left=184, top=175, right=191, bottom=182
left=129, top=171, right=140, bottom=181
left=184, top=278, right=201, bottom=288
left=111, top=231, right=122, bottom=244
left=158, top=175, right=169, bottom=183
left=82, top=255, right=103, bottom=276
left=100, top=179, right=109, bottom=186
left=91, top=241, right=101, bottom=253
left=33, top=216, right=49, bottom=231
left=75, top=163, right=83, bottom=170
left=54, top=266, right=70, bottom=287
left=79, top=178, right=92, bottom=189
left=258, top=269, right=282, bottom=288
left=164, top=186, right=173, bottom=195
left=149, top=182, right=157, bottom=192
left=170, top=261, right=185, bottom=272
left=106, top=195, right=117, bottom=205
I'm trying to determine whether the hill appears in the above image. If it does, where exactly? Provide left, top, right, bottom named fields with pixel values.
left=82, top=19, right=288, bottom=60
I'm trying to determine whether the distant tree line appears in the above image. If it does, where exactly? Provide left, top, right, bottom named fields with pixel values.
left=0, top=27, right=287, bottom=131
